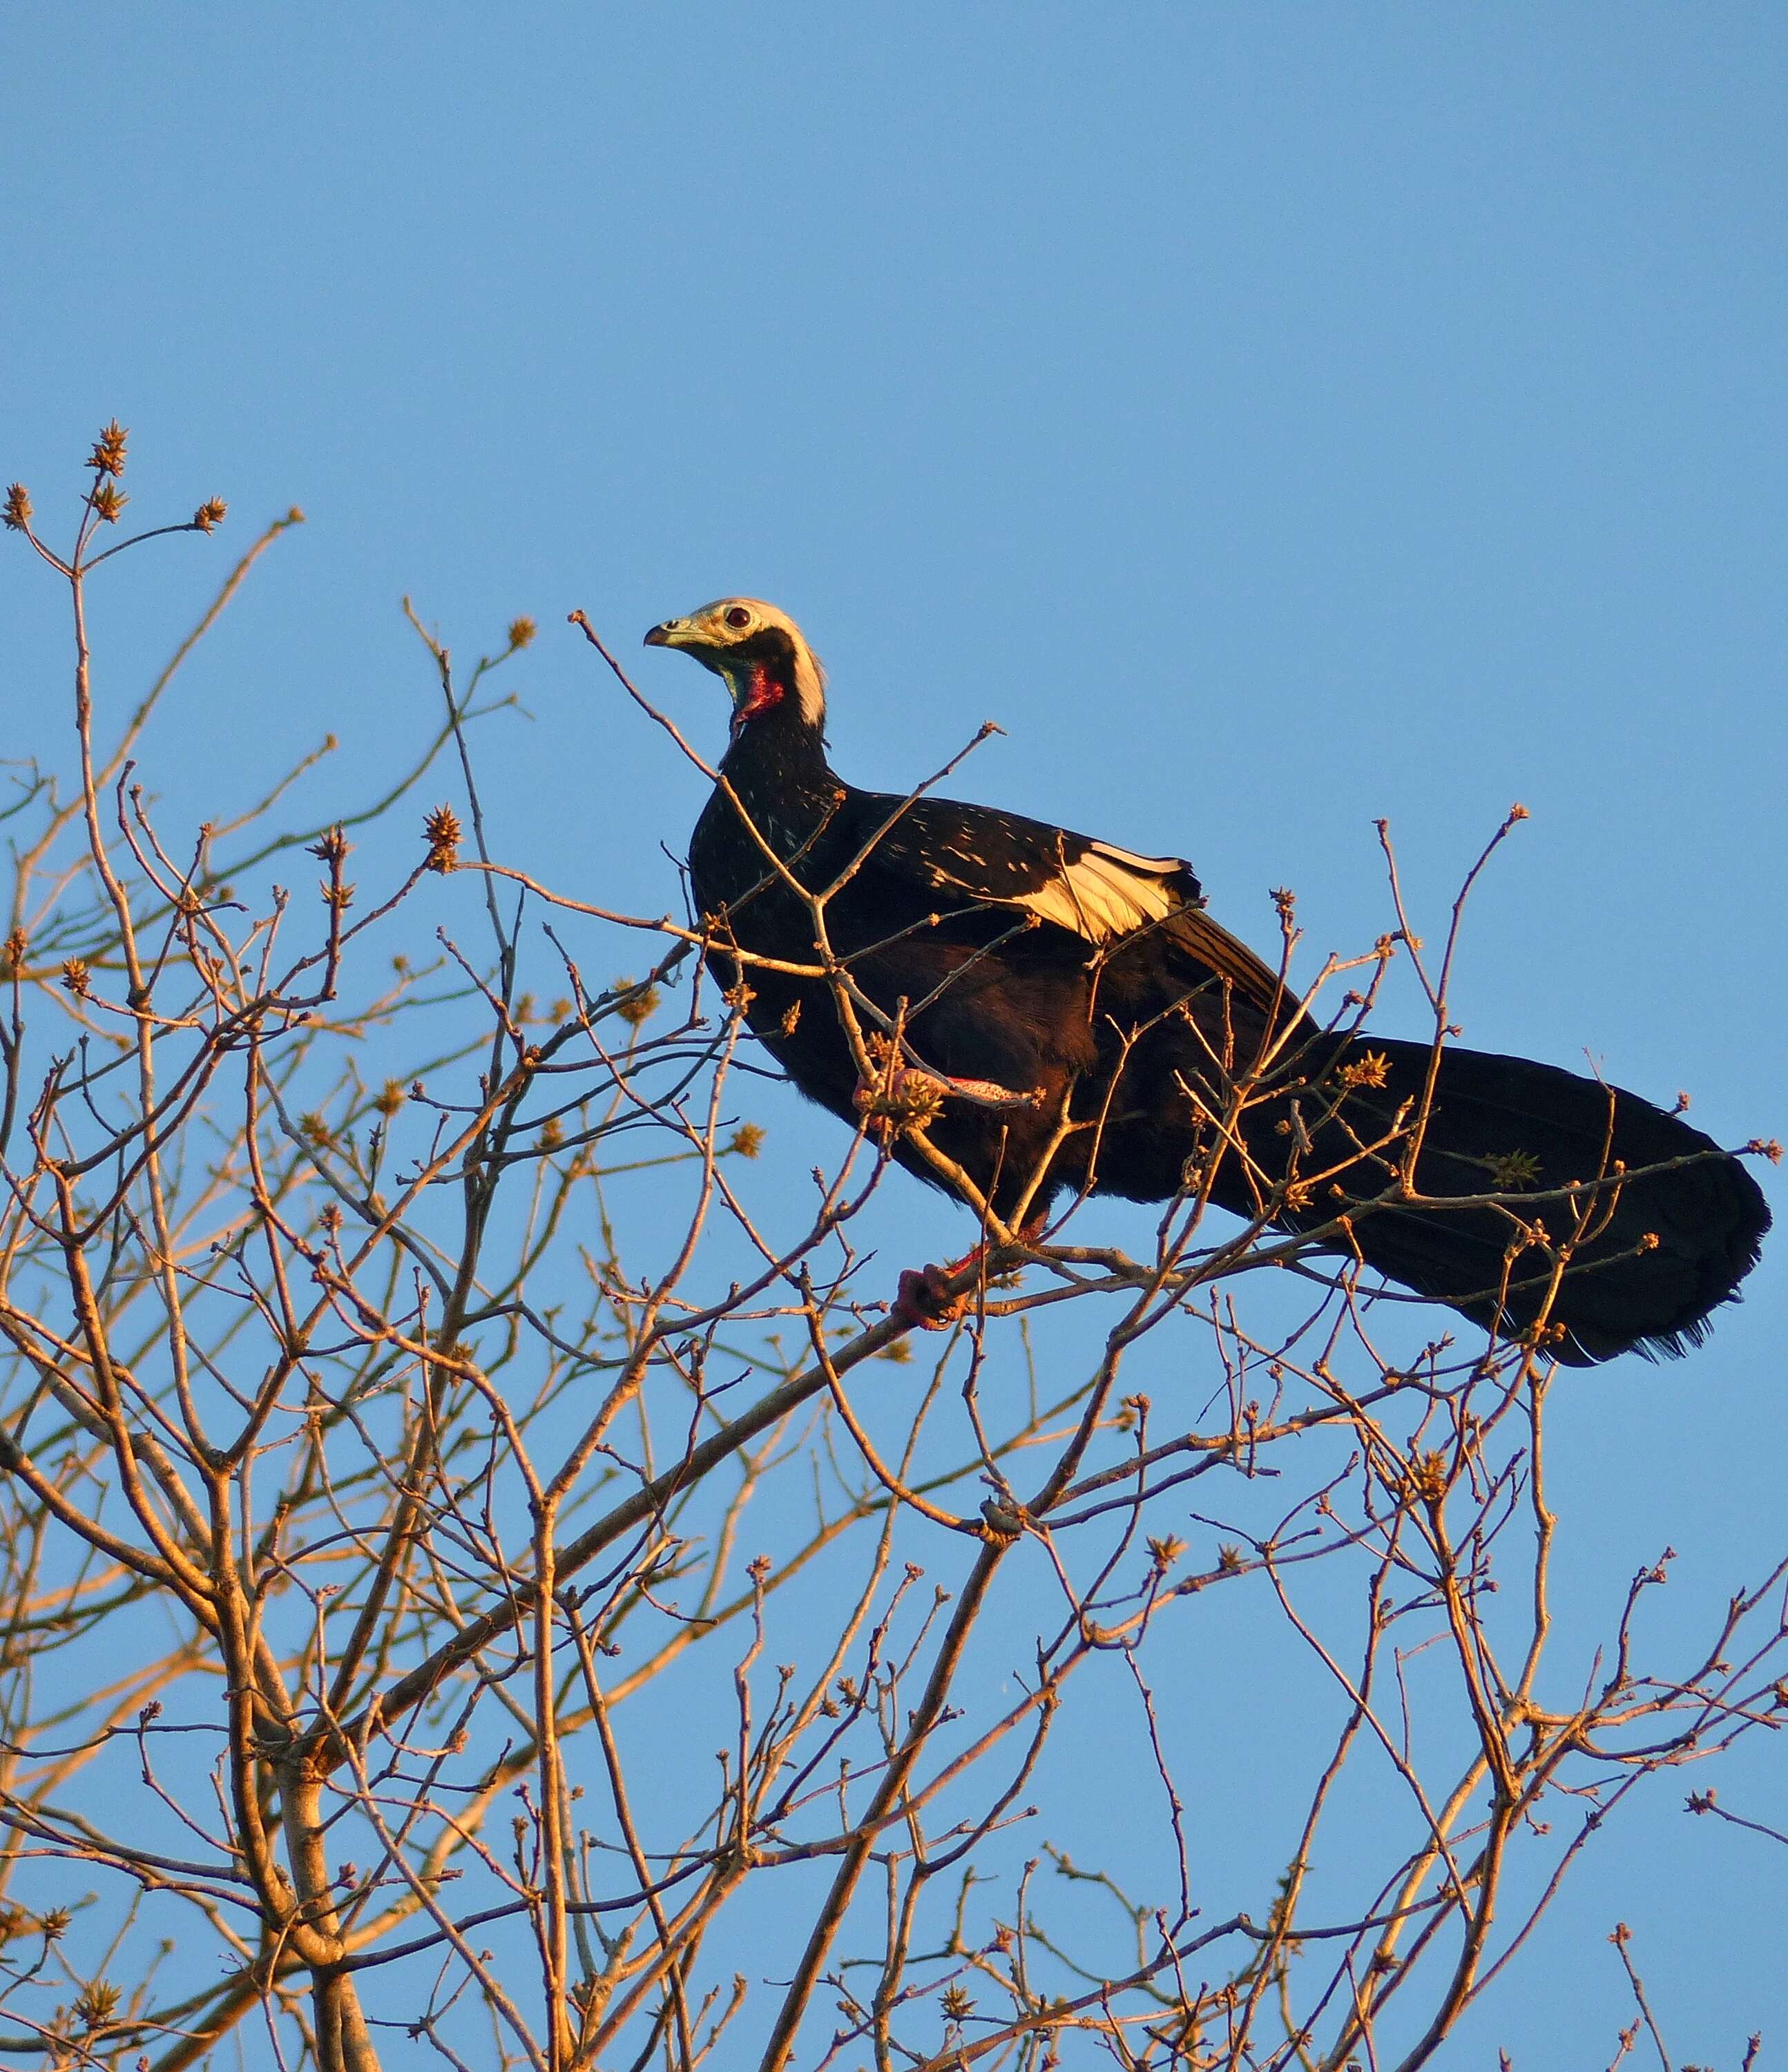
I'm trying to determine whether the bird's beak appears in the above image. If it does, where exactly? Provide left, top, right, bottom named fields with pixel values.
left=644, top=618, right=689, bottom=650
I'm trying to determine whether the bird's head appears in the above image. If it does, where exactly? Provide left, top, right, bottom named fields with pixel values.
left=644, top=597, right=827, bottom=742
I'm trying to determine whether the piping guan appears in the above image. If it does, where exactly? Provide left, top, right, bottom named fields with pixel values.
left=644, top=597, right=1769, bottom=1365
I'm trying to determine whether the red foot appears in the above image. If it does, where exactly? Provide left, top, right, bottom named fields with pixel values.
left=891, top=1260, right=978, bottom=1332
left=890, top=1216, right=1052, bottom=1330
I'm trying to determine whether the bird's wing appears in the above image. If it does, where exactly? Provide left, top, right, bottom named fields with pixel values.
left=1158, top=908, right=1292, bottom=1019
left=846, top=792, right=1200, bottom=943
left=848, top=792, right=1294, bottom=1017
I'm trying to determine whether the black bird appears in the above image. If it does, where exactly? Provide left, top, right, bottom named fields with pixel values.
left=644, top=597, right=1769, bottom=1365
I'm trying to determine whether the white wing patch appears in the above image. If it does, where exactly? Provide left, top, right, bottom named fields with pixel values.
left=1084, top=840, right=1186, bottom=876
left=1018, top=841, right=1190, bottom=943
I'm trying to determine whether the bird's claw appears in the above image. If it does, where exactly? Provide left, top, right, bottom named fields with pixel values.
left=891, top=1263, right=974, bottom=1332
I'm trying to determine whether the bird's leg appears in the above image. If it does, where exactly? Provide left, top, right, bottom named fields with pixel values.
left=853, top=1033, right=1043, bottom=1140
left=921, top=1071, right=1045, bottom=1112
left=890, top=1214, right=1048, bottom=1332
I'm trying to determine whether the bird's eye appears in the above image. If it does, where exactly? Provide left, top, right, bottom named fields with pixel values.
left=724, top=606, right=752, bottom=630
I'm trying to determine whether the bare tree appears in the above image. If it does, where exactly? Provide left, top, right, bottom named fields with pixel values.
left=0, top=430, right=1778, bottom=2071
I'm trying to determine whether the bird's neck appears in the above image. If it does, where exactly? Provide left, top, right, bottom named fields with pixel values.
left=720, top=671, right=833, bottom=798
left=710, top=680, right=840, bottom=877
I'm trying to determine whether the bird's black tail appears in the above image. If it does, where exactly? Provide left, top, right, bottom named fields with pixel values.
left=1243, top=1036, right=1770, bottom=1365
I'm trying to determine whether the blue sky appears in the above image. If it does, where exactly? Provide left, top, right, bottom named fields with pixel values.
left=3, top=6, right=1785, bottom=2061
